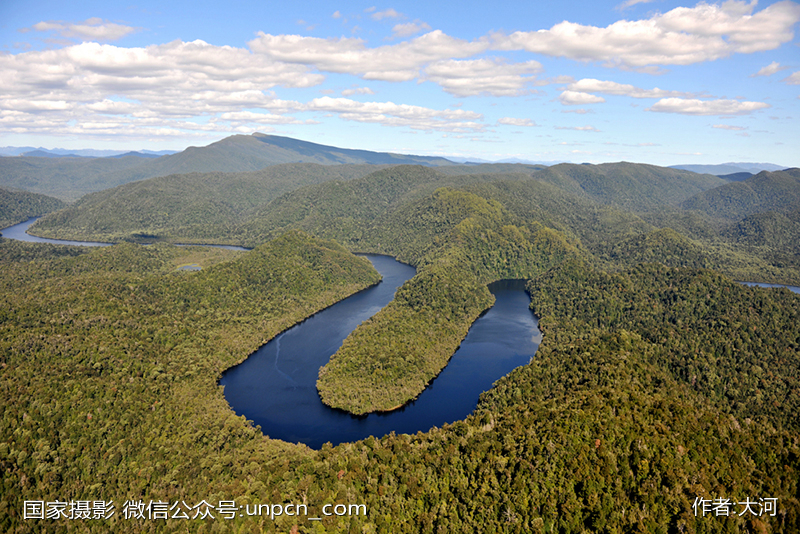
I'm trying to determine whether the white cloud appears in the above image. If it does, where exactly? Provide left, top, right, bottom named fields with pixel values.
left=305, top=96, right=485, bottom=132
left=371, top=8, right=403, bottom=20
left=332, top=11, right=342, bottom=19
left=712, top=124, right=747, bottom=130
left=0, top=39, right=325, bottom=140
left=0, top=33, right=502, bottom=139
left=423, top=58, right=542, bottom=97
left=616, top=0, right=658, bottom=10
left=752, top=61, right=785, bottom=77
left=556, top=125, right=600, bottom=131
left=559, top=91, right=606, bottom=105
left=567, top=78, right=694, bottom=98
left=784, top=71, right=800, bottom=84
left=391, top=22, right=432, bottom=38
left=216, top=111, right=305, bottom=125
left=249, top=30, right=489, bottom=82
left=493, top=0, right=800, bottom=69
left=30, top=18, right=138, bottom=41
left=497, top=117, right=537, bottom=127
left=647, top=97, right=770, bottom=115
left=341, top=87, right=375, bottom=96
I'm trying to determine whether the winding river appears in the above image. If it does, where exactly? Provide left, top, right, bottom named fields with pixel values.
left=220, top=256, right=542, bottom=449
left=0, top=217, right=249, bottom=251
left=2, top=218, right=544, bottom=448
left=5, top=216, right=796, bottom=449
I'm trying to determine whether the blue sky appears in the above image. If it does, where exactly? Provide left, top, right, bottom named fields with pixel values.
left=1, top=0, right=798, bottom=165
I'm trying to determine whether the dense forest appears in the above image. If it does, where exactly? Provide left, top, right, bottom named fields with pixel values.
left=0, top=188, right=65, bottom=230
left=2, top=158, right=799, bottom=532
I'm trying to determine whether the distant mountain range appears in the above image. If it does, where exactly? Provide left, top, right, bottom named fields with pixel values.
left=0, top=133, right=457, bottom=201
left=0, top=146, right=176, bottom=158
left=2, top=133, right=794, bottom=203
left=670, top=162, right=788, bottom=175
left=28, top=159, right=730, bottom=245
left=445, top=156, right=567, bottom=165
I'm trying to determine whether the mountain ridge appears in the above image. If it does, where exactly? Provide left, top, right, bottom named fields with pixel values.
left=0, top=133, right=457, bottom=201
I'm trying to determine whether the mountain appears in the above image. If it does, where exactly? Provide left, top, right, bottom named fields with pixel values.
left=717, top=171, right=753, bottom=182
left=681, top=168, right=800, bottom=220
left=0, top=133, right=456, bottom=201
left=0, top=154, right=164, bottom=201
left=140, top=133, right=456, bottom=176
left=30, top=164, right=390, bottom=243
left=0, top=146, right=177, bottom=158
left=445, top=155, right=564, bottom=165
left=531, top=162, right=726, bottom=211
left=671, top=162, right=788, bottom=175
left=25, top=161, right=733, bottom=249
left=21, top=150, right=87, bottom=158
left=107, top=151, right=162, bottom=159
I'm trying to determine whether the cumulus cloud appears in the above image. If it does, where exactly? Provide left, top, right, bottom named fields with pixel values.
left=423, top=58, right=542, bottom=97
left=646, top=97, right=770, bottom=115
left=559, top=91, right=606, bottom=105
left=0, top=40, right=320, bottom=139
left=567, top=78, right=695, bottom=98
left=305, top=96, right=485, bottom=132
left=784, top=71, right=800, bottom=84
left=752, top=61, right=786, bottom=77
left=493, top=0, right=800, bottom=69
left=30, top=18, right=138, bottom=41
left=0, top=35, right=498, bottom=139
left=249, top=30, right=489, bottom=82
left=497, top=117, right=537, bottom=127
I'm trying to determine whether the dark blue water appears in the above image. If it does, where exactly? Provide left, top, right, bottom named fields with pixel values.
left=220, top=256, right=541, bottom=449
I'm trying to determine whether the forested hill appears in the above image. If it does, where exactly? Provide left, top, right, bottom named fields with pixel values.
left=31, top=160, right=727, bottom=245
left=0, top=188, right=65, bottom=230
left=531, top=162, right=726, bottom=212
left=0, top=154, right=155, bottom=202
left=0, top=133, right=455, bottom=201
left=681, top=167, right=800, bottom=220
left=29, top=163, right=389, bottom=245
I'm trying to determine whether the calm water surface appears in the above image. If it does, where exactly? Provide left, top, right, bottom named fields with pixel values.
left=1, top=217, right=112, bottom=247
left=220, top=257, right=541, bottom=449
left=1, top=217, right=249, bottom=250
left=738, top=281, right=800, bottom=294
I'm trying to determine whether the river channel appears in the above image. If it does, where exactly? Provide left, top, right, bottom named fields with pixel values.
left=2, top=220, right=544, bottom=448
left=0, top=217, right=249, bottom=250
left=220, top=256, right=542, bottom=449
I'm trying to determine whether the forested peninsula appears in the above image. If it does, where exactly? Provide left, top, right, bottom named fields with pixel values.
left=3, top=157, right=800, bottom=533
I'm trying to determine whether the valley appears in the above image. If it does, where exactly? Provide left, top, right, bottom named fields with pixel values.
left=1, top=134, right=798, bottom=533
